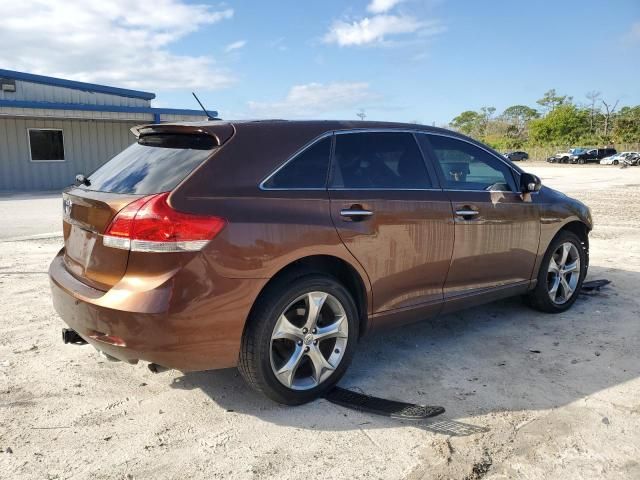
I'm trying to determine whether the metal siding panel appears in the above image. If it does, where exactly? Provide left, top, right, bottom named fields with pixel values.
left=3, top=80, right=152, bottom=107
left=0, top=107, right=155, bottom=121
left=5, top=118, right=21, bottom=190
left=12, top=117, right=30, bottom=189
left=0, top=117, right=142, bottom=191
left=0, top=118, right=14, bottom=189
left=4, top=117, right=20, bottom=190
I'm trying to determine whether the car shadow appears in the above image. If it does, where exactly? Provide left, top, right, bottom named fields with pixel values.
left=170, top=264, right=637, bottom=437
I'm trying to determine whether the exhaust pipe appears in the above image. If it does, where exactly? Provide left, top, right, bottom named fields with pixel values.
left=62, top=328, right=87, bottom=345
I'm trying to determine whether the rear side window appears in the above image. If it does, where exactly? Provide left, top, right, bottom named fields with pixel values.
left=263, top=136, right=331, bottom=189
left=330, top=132, right=431, bottom=189
left=82, top=134, right=215, bottom=194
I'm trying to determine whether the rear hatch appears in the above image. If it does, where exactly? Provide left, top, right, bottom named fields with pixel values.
left=61, top=124, right=234, bottom=291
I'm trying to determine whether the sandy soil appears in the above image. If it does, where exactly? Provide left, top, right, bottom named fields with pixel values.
left=1, top=164, right=639, bottom=480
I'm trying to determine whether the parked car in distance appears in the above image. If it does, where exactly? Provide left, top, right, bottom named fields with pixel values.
left=504, top=151, right=529, bottom=161
left=50, top=120, right=593, bottom=404
left=547, top=148, right=586, bottom=163
left=571, top=147, right=617, bottom=164
left=600, top=151, right=639, bottom=166
left=624, top=153, right=640, bottom=166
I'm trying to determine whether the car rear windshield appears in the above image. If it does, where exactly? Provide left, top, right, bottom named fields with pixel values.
left=81, top=134, right=216, bottom=194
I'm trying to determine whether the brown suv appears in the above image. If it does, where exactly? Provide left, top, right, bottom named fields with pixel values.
left=49, top=120, right=592, bottom=404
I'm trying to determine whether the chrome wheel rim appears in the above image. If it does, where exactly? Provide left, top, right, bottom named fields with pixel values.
left=547, top=242, right=581, bottom=305
left=270, top=291, right=348, bottom=391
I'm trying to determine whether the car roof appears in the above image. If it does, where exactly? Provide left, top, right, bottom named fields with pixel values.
left=138, top=119, right=458, bottom=135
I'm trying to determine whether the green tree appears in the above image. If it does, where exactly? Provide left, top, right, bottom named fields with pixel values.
left=529, top=104, right=590, bottom=145
left=537, top=89, right=572, bottom=112
left=613, top=106, right=640, bottom=143
left=450, top=110, right=484, bottom=136
left=501, top=105, right=539, bottom=144
left=502, top=105, right=538, bottom=128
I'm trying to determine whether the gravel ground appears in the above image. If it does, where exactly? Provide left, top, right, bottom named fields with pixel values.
left=1, top=164, right=639, bottom=479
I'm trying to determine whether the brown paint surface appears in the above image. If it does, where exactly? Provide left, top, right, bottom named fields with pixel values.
left=49, top=120, right=592, bottom=371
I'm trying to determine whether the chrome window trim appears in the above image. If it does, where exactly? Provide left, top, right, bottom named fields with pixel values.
left=259, top=131, right=334, bottom=191
left=259, top=127, right=524, bottom=192
left=333, top=128, right=521, bottom=177
left=328, top=187, right=442, bottom=192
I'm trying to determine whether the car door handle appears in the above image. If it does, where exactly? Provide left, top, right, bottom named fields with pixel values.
left=340, top=208, right=374, bottom=220
left=455, top=209, right=479, bottom=217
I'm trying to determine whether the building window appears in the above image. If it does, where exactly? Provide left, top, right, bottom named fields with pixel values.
left=28, top=129, right=65, bottom=162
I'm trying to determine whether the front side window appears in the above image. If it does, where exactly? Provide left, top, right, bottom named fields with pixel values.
left=422, top=135, right=515, bottom=192
left=28, top=129, right=65, bottom=161
left=330, top=132, right=431, bottom=189
left=263, top=136, right=331, bottom=189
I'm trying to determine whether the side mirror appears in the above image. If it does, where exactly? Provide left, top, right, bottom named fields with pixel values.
left=520, top=172, right=541, bottom=193
left=75, top=173, right=90, bottom=186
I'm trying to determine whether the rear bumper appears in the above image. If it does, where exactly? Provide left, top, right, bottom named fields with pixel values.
left=49, top=250, right=268, bottom=372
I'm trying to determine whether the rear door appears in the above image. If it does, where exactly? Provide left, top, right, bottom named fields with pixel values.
left=328, top=131, right=454, bottom=319
left=62, top=133, right=219, bottom=290
left=418, top=133, right=540, bottom=299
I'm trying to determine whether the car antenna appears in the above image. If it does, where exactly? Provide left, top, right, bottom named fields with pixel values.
left=192, top=92, right=220, bottom=121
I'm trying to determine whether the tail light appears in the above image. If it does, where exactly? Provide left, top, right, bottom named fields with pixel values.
left=103, top=192, right=226, bottom=252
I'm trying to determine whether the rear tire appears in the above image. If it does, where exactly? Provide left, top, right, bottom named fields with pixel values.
left=613, top=160, right=619, bottom=165
left=526, top=231, right=587, bottom=313
left=239, top=274, right=359, bottom=405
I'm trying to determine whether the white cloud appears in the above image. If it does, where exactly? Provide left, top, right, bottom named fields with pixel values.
left=269, top=37, right=288, bottom=52
left=367, top=0, right=404, bottom=14
left=624, top=21, right=640, bottom=42
left=325, top=14, right=428, bottom=46
left=248, top=82, right=376, bottom=117
left=0, top=0, right=235, bottom=91
left=224, top=40, right=247, bottom=53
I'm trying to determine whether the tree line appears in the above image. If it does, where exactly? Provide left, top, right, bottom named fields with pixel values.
left=448, top=89, right=640, bottom=151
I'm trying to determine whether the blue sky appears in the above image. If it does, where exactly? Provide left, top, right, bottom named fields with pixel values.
left=2, top=0, right=639, bottom=124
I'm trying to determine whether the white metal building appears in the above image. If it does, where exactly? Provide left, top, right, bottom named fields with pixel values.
left=0, top=69, right=210, bottom=191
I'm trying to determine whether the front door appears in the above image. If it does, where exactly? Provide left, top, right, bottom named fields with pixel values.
left=328, top=131, right=454, bottom=321
left=418, top=133, right=540, bottom=299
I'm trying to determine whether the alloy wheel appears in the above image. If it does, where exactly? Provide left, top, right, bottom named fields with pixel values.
left=270, top=292, right=349, bottom=390
left=547, top=242, right=581, bottom=305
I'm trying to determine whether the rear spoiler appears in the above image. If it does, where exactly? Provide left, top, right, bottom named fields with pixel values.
left=130, top=123, right=235, bottom=147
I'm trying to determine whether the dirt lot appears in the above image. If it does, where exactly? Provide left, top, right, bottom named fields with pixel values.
left=1, top=164, right=639, bottom=480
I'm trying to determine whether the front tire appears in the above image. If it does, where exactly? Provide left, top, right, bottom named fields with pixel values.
left=239, top=274, right=359, bottom=405
left=526, top=231, right=587, bottom=313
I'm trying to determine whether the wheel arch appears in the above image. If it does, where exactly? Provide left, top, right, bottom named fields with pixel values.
left=531, top=218, right=591, bottom=288
left=543, top=220, right=590, bottom=274
left=559, top=220, right=590, bottom=267
left=247, top=254, right=371, bottom=338
left=559, top=220, right=589, bottom=242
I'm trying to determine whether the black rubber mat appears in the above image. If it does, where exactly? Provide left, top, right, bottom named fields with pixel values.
left=581, top=279, right=611, bottom=292
left=325, top=387, right=445, bottom=419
